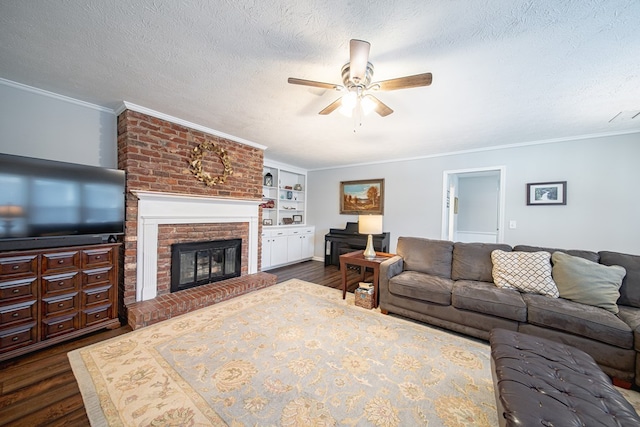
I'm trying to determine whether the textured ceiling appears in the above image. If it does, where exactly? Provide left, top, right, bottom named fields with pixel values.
left=1, top=0, right=639, bottom=170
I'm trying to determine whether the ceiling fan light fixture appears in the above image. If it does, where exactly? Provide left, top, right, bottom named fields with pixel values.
left=339, top=91, right=357, bottom=117
left=360, top=95, right=376, bottom=115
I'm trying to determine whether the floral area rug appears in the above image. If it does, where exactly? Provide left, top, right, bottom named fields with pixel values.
left=69, top=279, right=498, bottom=426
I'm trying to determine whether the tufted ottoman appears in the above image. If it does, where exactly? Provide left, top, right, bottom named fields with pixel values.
left=489, top=328, right=640, bottom=426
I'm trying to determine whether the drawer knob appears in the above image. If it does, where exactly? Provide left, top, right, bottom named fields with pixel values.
left=96, top=294, right=102, bottom=299
left=58, top=302, right=64, bottom=307
left=59, top=282, right=65, bottom=286
left=12, top=288, right=20, bottom=293
left=96, top=275, right=101, bottom=280
left=12, top=265, right=20, bottom=270
left=58, top=259, right=65, bottom=264
left=95, top=313, right=101, bottom=318
left=12, top=336, right=19, bottom=341
left=58, top=324, right=64, bottom=329
left=12, top=312, right=19, bottom=317
left=96, top=255, right=102, bottom=259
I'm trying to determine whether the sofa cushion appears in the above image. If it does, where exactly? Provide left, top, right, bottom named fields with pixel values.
left=523, top=293, right=633, bottom=349
left=491, top=250, right=559, bottom=298
left=552, top=252, right=626, bottom=314
left=513, top=245, right=599, bottom=263
left=397, top=237, right=453, bottom=278
left=452, top=280, right=527, bottom=322
left=451, top=242, right=512, bottom=282
left=388, top=270, right=454, bottom=305
left=599, top=251, right=640, bottom=308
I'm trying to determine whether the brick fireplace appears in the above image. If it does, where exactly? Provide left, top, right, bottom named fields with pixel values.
left=117, top=107, right=273, bottom=325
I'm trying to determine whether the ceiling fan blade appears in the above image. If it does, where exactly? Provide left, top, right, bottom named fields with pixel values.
left=349, top=39, right=371, bottom=83
left=375, top=73, right=432, bottom=91
left=319, top=97, right=343, bottom=115
left=364, top=94, right=393, bottom=117
left=287, top=77, right=340, bottom=90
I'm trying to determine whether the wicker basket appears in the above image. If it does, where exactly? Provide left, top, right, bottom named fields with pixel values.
left=355, top=287, right=374, bottom=309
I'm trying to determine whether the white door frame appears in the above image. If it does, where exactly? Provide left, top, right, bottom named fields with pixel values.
left=441, top=166, right=506, bottom=242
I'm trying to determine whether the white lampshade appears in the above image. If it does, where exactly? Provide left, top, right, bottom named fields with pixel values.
left=359, top=215, right=383, bottom=235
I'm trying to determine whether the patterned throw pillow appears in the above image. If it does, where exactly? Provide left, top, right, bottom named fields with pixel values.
left=491, top=250, right=559, bottom=298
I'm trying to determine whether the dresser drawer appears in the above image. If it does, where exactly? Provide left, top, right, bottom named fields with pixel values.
left=42, top=314, right=78, bottom=339
left=42, top=251, right=80, bottom=273
left=42, top=293, right=78, bottom=317
left=83, top=247, right=114, bottom=268
left=0, top=255, right=37, bottom=277
left=82, top=285, right=112, bottom=308
left=83, top=267, right=112, bottom=286
left=0, top=300, right=36, bottom=327
left=0, top=322, right=37, bottom=352
left=82, top=305, right=113, bottom=327
left=42, top=272, right=79, bottom=296
left=0, top=277, right=37, bottom=302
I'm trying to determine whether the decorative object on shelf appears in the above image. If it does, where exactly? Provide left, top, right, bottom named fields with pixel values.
left=264, top=172, right=273, bottom=187
left=284, top=185, right=293, bottom=190
left=293, top=214, right=303, bottom=224
left=359, top=215, right=383, bottom=260
left=189, top=140, right=233, bottom=187
left=263, top=219, right=273, bottom=226
left=340, top=179, right=384, bottom=215
left=294, top=184, right=302, bottom=191
left=286, top=191, right=293, bottom=200
left=259, top=200, right=275, bottom=209
left=282, top=217, right=293, bottom=225
left=526, top=181, right=567, bottom=206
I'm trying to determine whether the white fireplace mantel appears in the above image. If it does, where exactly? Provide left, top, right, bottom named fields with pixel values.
left=133, top=190, right=260, bottom=301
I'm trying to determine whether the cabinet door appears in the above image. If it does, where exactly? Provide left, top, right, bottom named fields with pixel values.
left=301, top=231, right=314, bottom=259
left=261, top=232, right=272, bottom=270
left=287, top=234, right=302, bottom=262
left=270, top=235, right=288, bottom=266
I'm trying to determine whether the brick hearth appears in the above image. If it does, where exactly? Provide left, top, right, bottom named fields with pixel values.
left=127, top=272, right=277, bottom=329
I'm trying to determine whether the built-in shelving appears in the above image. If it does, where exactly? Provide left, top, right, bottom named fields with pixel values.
left=261, top=162, right=307, bottom=227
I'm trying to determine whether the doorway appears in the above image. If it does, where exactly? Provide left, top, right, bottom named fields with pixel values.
left=441, top=166, right=506, bottom=243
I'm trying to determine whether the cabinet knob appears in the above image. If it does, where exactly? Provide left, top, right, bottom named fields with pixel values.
left=12, top=312, right=19, bottom=317
left=95, top=313, right=101, bottom=318
left=96, top=255, right=102, bottom=259
left=58, top=259, right=65, bottom=264
left=58, top=302, right=65, bottom=307
left=12, top=265, right=20, bottom=270
left=96, top=294, right=102, bottom=299
left=96, top=275, right=101, bottom=280
left=58, top=282, right=65, bottom=286
left=58, top=324, right=64, bottom=329
left=12, top=336, right=19, bottom=341
left=12, top=288, right=20, bottom=294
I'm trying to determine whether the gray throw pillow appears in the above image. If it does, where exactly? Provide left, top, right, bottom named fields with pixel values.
left=551, top=251, right=626, bottom=314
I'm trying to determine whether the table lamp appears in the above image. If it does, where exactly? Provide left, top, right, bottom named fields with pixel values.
left=359, top=215, right=383, bottom=260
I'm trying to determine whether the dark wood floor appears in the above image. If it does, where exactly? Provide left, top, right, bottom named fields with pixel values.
left=0, top=260, right=365, bottom=426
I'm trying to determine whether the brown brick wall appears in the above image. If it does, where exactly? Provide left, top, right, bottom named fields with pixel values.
left=117, top=109, right=264, bottom=308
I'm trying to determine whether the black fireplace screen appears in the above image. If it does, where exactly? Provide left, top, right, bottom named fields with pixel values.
left=170, top=238, right=241, bottom=293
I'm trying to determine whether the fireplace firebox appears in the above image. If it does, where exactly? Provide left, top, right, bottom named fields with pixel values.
left=170, top=239, right=242, bottom=293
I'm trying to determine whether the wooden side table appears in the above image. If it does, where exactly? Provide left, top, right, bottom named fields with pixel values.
left=339, top=250, right=396, bottom=308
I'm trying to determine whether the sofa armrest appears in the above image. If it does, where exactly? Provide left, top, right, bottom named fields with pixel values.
left=379, top=255, right=403, bottom=303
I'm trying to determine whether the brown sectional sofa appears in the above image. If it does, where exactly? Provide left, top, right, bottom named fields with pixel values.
left=379, top=236, right=640, bottom=386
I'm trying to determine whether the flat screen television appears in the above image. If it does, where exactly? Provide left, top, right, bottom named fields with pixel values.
left=0, top=153, right=125, bottom=251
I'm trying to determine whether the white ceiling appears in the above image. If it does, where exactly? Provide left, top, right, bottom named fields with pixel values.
left=1, top=1, right=639, bottom=170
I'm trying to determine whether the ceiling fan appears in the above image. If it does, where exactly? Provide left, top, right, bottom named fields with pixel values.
left=288, top=39, right=432, bottom=118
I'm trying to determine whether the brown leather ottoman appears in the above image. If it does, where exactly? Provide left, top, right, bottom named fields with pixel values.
left=489, top=328, right=640, bottom=426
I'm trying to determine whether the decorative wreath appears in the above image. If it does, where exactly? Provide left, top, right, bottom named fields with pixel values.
left=189, top=141, right=233, bottom=186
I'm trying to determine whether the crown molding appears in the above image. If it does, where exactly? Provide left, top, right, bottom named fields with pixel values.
left=0, top=78, right=114, bottom=113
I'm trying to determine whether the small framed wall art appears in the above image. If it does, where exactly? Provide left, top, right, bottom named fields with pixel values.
left=526, top=181, right=567, bottom=205
left=292, top=214, right=302, bottom=224
left=263, top=218, right=273, bottom=226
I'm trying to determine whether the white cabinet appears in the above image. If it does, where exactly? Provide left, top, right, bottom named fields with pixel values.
left=262, top=162, right=307, bottom=227
left=261, top=226, right=315, bottom=270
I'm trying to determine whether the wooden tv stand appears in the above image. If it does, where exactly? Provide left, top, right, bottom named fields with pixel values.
left=0, top=242, right=121, bottom=362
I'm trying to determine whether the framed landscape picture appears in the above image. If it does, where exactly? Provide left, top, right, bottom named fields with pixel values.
left=526, top=181, right=567, bottom=205
left=340, top=179, right=384, bottom=215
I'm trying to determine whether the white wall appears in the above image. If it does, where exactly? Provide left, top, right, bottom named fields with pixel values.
left=308, top=133, right=640, bottom=255
left=0, top=79, right=117, bottom=167
left=457, top=175, right=499, bottom=234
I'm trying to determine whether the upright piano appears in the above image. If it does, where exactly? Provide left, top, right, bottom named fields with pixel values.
left=324, top=222, right=390, bottom=267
